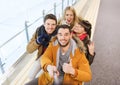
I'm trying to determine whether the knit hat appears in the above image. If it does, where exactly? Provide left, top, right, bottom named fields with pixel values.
left=79, top=20, right=92, bottom=38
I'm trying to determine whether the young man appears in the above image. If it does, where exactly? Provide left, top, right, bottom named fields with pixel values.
left=25, top=25, right=92, bottom=85
left=26, top=14, right=57, bottom=80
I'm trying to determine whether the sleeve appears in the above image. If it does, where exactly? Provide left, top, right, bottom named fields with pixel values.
left=86, top=51, right=95, bottom=65
left=40, top=43, right=54, bottom=71
left=72, top=51, right=92, bottom=82
left=84, top=37, right=95, bottom=65
left=26, top=32, right=41, bottom=53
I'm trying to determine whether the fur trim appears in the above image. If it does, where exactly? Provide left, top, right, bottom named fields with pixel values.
left=50, top=35, right=86, bottom=53
left=50, top=36, right=58, bottom=46
left=72, top=34, right=86, bottom=53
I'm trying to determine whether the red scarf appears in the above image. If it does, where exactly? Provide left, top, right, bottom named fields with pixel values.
left=72, top=32, right=87, bottom=40
left=78, top=33, right=87, bottom=40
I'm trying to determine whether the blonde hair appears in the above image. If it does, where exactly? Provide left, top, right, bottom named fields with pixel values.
left=58, top=6, right=80, bottom=28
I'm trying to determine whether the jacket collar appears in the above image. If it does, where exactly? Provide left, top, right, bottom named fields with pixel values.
left=55, top=39, right=77, bottom=68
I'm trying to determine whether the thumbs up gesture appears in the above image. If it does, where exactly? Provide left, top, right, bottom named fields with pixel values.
left=62, top=59, right=75, bottom=75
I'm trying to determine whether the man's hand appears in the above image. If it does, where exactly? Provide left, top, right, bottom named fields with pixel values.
left=62, top=59, right=75, bottom=75
left=47, top=65, right=59, bottom=78
left=36, top=34, right=50, bottom=46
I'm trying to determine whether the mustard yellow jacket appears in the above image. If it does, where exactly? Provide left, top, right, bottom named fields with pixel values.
left=38, top=39, right=92, bottom=85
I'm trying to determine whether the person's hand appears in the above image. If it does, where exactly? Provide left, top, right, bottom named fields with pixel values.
left=47, top=65, right=59, bottom=78
left=88, top=41, right=95, bottom=56
left=43, top=34, right=50, bottom=41
left=36, top=34, right=50, bottom=46
left=62, top=59, right=75, bottom=75
left=36, top=34, right=45, bottom=44
left=62, top=20, right=70, bottom=26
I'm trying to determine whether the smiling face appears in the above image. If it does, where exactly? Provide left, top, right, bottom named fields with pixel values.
left=64, top=10, right=74, bottom=25
left=57, top=27, right=72, bottom=47
left=44, top=19, right=57, bottom=34
left=63, top=6, right=77, bottom=26
left=72, top=23, right=85, bottom=34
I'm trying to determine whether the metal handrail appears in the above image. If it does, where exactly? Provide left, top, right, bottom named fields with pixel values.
left=0, top=0, right=77, bottom=48
left=0, top=0, right=77, bottom=74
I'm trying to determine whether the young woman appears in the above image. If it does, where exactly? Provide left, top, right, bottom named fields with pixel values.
left=58, top=6, right=82, bottom=28
left=72, top=20, right=95, bottom=65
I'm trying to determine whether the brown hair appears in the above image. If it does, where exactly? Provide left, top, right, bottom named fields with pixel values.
left=79, top=20, right=92, bottom=38
left=57, top=24, right=72, bottom=33
left=44, top=14, right=57, bottom=24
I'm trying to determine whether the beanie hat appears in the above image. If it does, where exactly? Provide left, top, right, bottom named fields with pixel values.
left=79, top=20, right=92, bottom=38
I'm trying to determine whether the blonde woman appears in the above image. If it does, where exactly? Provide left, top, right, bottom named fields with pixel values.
left=58, top=6, right=82, bottom=28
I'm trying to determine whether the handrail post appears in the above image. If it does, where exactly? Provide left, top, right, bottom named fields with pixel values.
left=54, top=3, right=56, bottom=16
left=25, top=21, right=29, bottom=43
left=62, top=0, right=64, bottom=14
left=72, top=0, right=73, bottom=5
left=0, top=57, right=5, bottom=74
left=67, top=0, right=69, bottom=6
left=43, top=10, right=45, bottom=20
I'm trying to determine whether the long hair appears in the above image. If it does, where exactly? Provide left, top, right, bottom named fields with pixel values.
left=64, top=6, right=79, bottom=26
left=58, top=6, right=79, bottom=28
left=79, top=20, right=92, bottom=38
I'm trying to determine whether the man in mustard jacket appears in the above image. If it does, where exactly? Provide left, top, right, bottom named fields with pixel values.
left=25, top=24, right=92, bottom=85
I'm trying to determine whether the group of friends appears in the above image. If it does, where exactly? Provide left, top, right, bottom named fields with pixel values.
left=25, top=6, right=96, bottom=85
